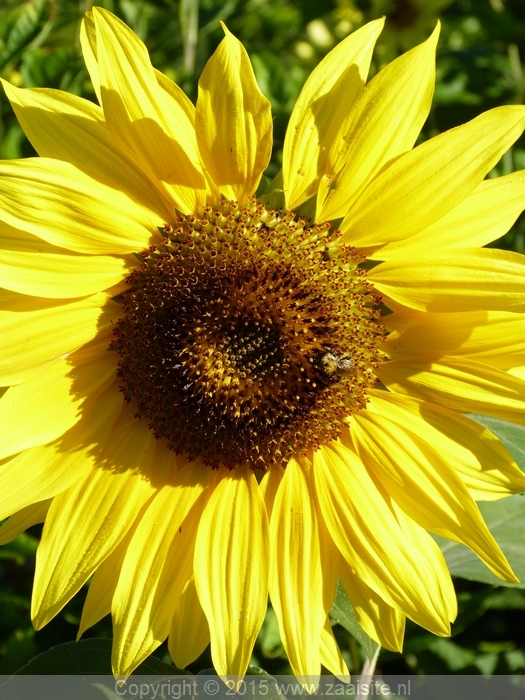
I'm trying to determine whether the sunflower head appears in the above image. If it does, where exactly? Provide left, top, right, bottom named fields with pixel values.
left=111, top=196, right=385, bottom=469
left=1, top=6, right=525, bottom=689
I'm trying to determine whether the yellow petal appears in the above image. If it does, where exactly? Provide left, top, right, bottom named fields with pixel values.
left=388, top=500, right=457, bottom=623
left=509, top=366, right=525, bottom=380
left=352, top=410, right=517, bottom=582
left=269, top=458, right=325, bottom=681
left=0, top=158, right=158, bottom=255
left=78, top=521, right=138, bottom=640
left=195, top=24, right=272, bottom=205
left=78, top=447, right=181, bottom=641
left=92, top=7, right=206, bottom=215
left=348, top=450, right=458, bottom=626
left=260, top=462, right=285, bottom=519
left=0, top=386, right=122, bottom=521
left=318, top=497, right=340, bottom=615
left=380, top=295, right=425, bottom=331
left=338, top=557, right=405, bottom=653
left=368, top=389, right=525, bottom=500
left=0, top=291, right=117, bottom=385
left=318, top=24, right=439, bottom=221
left=0, top=222, right=132, bottom=300
left=283, top=19, right=384, bottom=210
left=314, top=442, right=452, bottom=635
left=0, top=500, right=51, bottom=545
left=194, top=466, right=269, bottom=679
left=384, top=309, right=525, bottom=369
left=369, top=248, right=525, bottom=312
left=376, top=171, right=525, bottom=258
left=32, top=415, right=157, bottom=629
left=320, top=619, right=350, bottom=682
left=379, top=357, right=525, bottom=426
left=340, top=105, right=525, bottom=247
left=80, top=11, right=102, bottom=103
left=112, top=463, right=209, bottom=677
left=81, top=10, right=197, bottom=165
left=168, top=578, right=210, bottom=670
left=1, top=80, right=170, bottom=220
left=0, top=346, right=117, bottom=461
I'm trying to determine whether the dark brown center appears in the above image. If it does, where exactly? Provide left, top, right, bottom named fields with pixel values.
left=111, top=198, right=385, bottom=469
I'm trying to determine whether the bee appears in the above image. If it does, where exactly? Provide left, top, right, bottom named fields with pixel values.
left=318, top=349, right=355, bottom=378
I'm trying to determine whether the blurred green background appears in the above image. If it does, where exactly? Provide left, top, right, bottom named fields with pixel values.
left=2, top=0, right=525, bottom=680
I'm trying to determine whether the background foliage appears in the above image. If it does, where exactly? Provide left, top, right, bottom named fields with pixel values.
left=1, top=0, right=525, bottom=683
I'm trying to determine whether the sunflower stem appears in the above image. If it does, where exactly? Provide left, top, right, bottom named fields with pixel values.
left=357, top=645, right=381, bottom=699
left=180, top=0, right=199, bottom=75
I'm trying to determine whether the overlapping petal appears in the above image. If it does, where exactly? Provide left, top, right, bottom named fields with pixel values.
left=0, top=246, right=129, bottom=300
left=112, top=463, right=209, bottom=677
left=379, top=357, right=525, bottom=425
left=90, top=8, right=207, bottom=215
left=317, top=24, right=439, bottom=221
left=194, top=467, right=269, bottom=679
left=269, top=458, right=326, bottom=680
left=352, top=410, right=517, bottom=581
left=283, top=18, right=384, bottom=210
left=339, top=558, right=405, bottom=653
left=0, top=343, right=117, bottom=461
left=260, top=463, right=285, bottom=518
left=1, top=80, right=170, bottom=220
left=168, top=579, right=210, bottom=670
left=0, top=386, right=122, bottom=521
left=368, top=390, right=525, bottom=500
left=0, top=158, right=158, bottom=255
left=196, top=24, right=272, bottom=204
left=0, top=290, right=118, bottom=385
left=340, top=106, right=525, bottom=247
left=384, top=309, right=525, bottom=366
left=320, top=619, right=350, bottom=681
left=0, top=500, right=51, bottom=545
left=32, top=414, right=158, bottom=629
left=375, top=171, right=525, bottom=258
left=368, top=248, right=525, bottom=312
left=314, top=442, right=453, bottom=635
left=78, top=523, right=137, bottom=640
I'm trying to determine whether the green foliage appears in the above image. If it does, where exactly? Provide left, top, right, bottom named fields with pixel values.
left=12, top=637, right=185, bottom=675
left=436, top=496, right=525, bottom=588
left=329, top=580, right=379, bottom=661
left=0, top=0, right=49, bottom=70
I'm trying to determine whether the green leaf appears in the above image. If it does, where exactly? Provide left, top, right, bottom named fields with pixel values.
left=258, top=606, right=286, bottom=659
left=436, top=494, right=525, bottom=587
left=0, top=0, right=49, bottom=69
left=20, top=47, right=77, bottom=88
left=258, top=170, right=285, bottom=209
left=329, top=579, right=379, bottom=660
left=12, top=638, right=186, bottom=675
left=468, top=413, right=525, bottom=471
left=0, top=531, right=39, bottom=562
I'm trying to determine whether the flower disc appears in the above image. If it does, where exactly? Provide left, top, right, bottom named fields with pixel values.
left=112, top=198, right=385, bottom=469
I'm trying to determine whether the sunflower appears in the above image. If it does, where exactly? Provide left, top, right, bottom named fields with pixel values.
left=1, top=6, right=525, bottom=686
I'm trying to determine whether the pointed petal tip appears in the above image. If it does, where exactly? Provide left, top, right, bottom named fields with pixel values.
left=419, top=18, right=440, bottom=48
left=364, top=15, right=386, bottom=31
left=499, top=567, right=519, bottom=585
left=31, top=610, right=46, bottom=632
